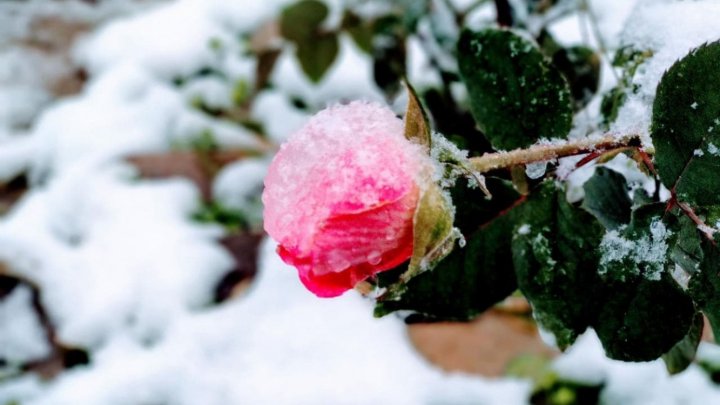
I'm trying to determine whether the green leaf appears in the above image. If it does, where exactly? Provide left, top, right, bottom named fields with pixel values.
left=581, top=167, right=631, bottom=230
left=296, top=33, right=339, bottom=83
left=652, top=41, right=720, bottom=207
left=594, top=203, right=696, bottom=361
left=662, top=312, right=704, bottom=375
left=671, top=215, right=704, bottom=274
left=374, top=180, right=522, bottom=320
left=341, top=11, right=372, bottom=54
left=457, top=28, right=573, bottom=150
left=512, top=182, right=605, bottom=349
left=374, top=206, right=518, bottom=320
left=371, top=16, right=407, bottom=98
left=451, top=177, right=522, bottom=233
left=600, top=86, right=627, bottom=129
left=688, top=237, right=720, bottom=342
left=538, top=31, right=601, bottom=112
left=593, top=271, right=696, bottom=362
left=280, top=0, right=328, bottom=42
left=403, top=81, right=431, bottom=148
left=556, top=46, right=601, bottom=111
left=399, top=182, right=457, bottom=284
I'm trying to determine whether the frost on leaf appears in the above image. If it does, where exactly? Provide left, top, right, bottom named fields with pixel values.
left=652, top=40, right=720, bottom=207
left=511, top=182, right=605, bottom=350
left=457, top=28, right=573, bottom=150
left=599, top=217, right=671, bottom=281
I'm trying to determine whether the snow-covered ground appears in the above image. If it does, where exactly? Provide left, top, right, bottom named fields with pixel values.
left=2, top=0, right=720, bottom=403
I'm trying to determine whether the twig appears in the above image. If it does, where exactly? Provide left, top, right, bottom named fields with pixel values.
left=468, top=134, right=642, bottom=173
left=494, top=0, right=513, bottom=27
left=676, top=200, right=716, bottom=242
left=580, top=0, right=620, bottom=83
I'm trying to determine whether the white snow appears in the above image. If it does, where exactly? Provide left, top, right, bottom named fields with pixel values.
left=553, top=332, right=720, bottom=404
left=0, top=285, right=50, bottom=364
left=251, top=90, right=310, bottom=143
left=0, top=241, right=533, bottom=405
left=612, top=0, right=720, bottom=143
left=599, top=218, right=671, bottom=281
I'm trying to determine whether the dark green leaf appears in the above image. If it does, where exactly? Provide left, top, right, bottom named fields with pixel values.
left=512, top=182, right=605, bottom=349
left=688, top=237, right=720, bottom=342
left=671, top=215, right=704, bottom=274
left=457, top=28, right=573, bottom=150
left=374, top=211, right=518, bottom=320
left=662, top=312, right=704, bottom=375
left=374, top=180, right=522, bottom=320
left=593, top=204, right=696, bottom=361
left=581, top=167, right=631, bottom=230
left=600, top=86, right=627, bottom=128
left=552, top=46, right=601, bottom=111
left=452, top=177, right=522, bottom=234
left=372, top=16, right=406, bottom=98
left=341, top=11, right=372, bottom=54
left=652, top=41, right=720, bottom=207
left=421, top=88, right=494, bottom=157
left=593, top=271, right=696, bottom=362
left=537, top=31, right=601, bottom=111
left=296, top=33, right=339, bottom=83
left=280, top=0, right=328, bottom=42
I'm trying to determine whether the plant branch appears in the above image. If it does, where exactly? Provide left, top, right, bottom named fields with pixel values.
left=468, top=133, right=643, bottom=173
left=673, top=200, right=716, bottom=242
left=494, top=0, right=513, bottom=27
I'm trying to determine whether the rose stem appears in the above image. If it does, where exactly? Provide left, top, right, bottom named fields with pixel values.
left=468, top=133, right=644, bottom=173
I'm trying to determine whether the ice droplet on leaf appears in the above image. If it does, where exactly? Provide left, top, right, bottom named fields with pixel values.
left=525, top=161, right=548, bottom=179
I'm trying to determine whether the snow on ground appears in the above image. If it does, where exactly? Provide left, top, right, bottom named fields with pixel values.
left=2, top=0, right=720, bottom=404
left=0, top=0, right=165, bottom=139
left=1, top=240, right=531, bottom=405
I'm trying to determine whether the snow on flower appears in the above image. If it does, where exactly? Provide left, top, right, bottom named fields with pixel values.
left=262, top=101, right=429, bottom=297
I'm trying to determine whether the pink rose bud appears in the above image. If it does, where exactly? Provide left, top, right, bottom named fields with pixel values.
left=262, top=101, right=428, bottom=297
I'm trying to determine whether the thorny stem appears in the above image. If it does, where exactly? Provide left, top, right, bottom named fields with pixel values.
left=464, top=133, right=719, bottom=243
left=673, top=199, right=716, bottom=242
left=468, top=133, right=643, bottom=173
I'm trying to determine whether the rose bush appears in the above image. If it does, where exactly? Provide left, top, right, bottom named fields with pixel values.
left=262, top=101, right=430, bottom=297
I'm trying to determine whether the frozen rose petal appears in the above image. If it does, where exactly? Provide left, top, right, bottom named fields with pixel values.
left=263, top=101, right=427, bottom=297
